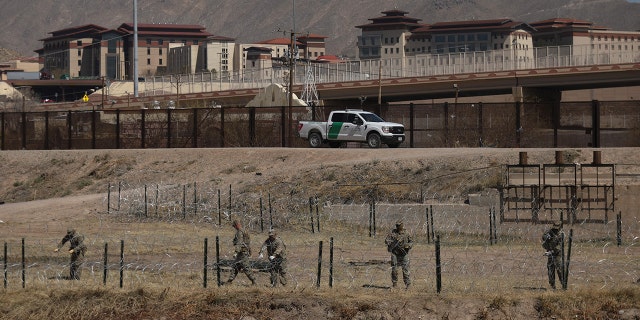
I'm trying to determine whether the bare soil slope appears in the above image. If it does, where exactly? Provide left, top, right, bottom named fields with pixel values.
left=1, top=147, right=639, bottom=319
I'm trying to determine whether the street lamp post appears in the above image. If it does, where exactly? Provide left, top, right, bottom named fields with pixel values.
left=453, top=83, right=459, bottom=129
left=512, top=38, right=517, bottom=70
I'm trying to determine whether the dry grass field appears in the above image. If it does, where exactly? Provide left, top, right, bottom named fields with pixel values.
left=0, top=147, right=639, bottom=319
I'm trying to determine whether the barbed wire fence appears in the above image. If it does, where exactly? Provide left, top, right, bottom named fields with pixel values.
left=2, top=171, right=639, bottom=293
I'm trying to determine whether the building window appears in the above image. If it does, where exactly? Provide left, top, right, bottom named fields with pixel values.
left=108, top=39, right=117, bottom=53
left=77, top=40, right=82, bottom=46
left=147, top=47, right=151, bottom=55
left=147, top=58, right=151, bottom=65
left=146, top=39, right=151, bottom=45
left=448, top=35, right=455, bottom=42
left=434, top=35, right=445, bottom=43
left=159, top=48, right=163, bottom=55
left=194, top=40, right=199, bottom=45
left=77, top=60, right=81, bottom=66
left=396, top=48, right=399, bottom=53
left=159, top=39, right=164, bottom=45
left=159, top=59, right=163, bottom=65
left=385, top=38, right=388, bottom=44
left=77, top=49, right=81, bottom=56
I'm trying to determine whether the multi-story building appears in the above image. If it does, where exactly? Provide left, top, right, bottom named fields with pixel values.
left=36, top=24, right=109, bottom=79
left=408, top=19, right=535, bottom=55
left=36, top=23, right=223, bottom=80
left=356, top=10, right=535, bottom=60
left=297, top=34, right=328, bottom=60
left=167, top=35, right=236, bottom=76
left=530, top=17, right=640, bottom=53
left=36, top=23, right=327, bottom=83
left=356, top=9, right=423, bottom=60
left=356, top=9, right=640, bottom=63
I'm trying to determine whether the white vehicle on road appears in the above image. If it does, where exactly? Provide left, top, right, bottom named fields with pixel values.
left=297, top=109, right=405, bottom=148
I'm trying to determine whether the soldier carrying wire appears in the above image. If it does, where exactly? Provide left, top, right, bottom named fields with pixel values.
left=542, top=221, right=564, bottom=289
left=225, top=220, right=257, bottom=286
left=53, top=228, right=87, bottom=280
left=258, top=229, right=288, bottom=287
left=385, top=221, right=413, bottom=289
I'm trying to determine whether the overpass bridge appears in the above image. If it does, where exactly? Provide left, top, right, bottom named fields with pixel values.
left=4, top=44, right=640, bottom=110
left=21, top=62, right=640, bottom=111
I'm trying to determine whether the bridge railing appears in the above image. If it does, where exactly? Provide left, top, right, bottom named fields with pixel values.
left=135, top=44, right=640, bottom=96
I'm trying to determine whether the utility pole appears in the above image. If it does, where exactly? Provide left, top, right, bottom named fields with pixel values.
left=101, top=76, right=105, bottom=109
left=288, top=31, right=295, bottom=147
left=133, top=0, right=139, bottom=97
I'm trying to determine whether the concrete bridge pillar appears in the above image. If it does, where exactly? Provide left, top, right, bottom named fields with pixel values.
left=512, top=86, right=562, bottom=103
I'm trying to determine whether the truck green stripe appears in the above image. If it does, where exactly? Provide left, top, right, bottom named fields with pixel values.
left=328, top=122, right=344, bottom=139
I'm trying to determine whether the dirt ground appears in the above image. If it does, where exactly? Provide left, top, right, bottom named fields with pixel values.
left=1, top=147, right=639, bottom=319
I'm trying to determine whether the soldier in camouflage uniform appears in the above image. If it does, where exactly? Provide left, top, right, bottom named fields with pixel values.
left=542, top=221, right=564, bottom=289
left=225, top=220, right=256, bottom=285
left=258, top=229, right=287, bottom=287
left=385, top=221, right=413, bottom=289
left=53, top=228, right=87, bottom=280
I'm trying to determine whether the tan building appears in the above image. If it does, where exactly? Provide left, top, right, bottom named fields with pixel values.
left=36, top=23, right=221, bottom=80
left=36, top=24, right=108, bottom=79
left=530, top=18, right=640, bottom=56
left=297, top=34, right=328, bottom=60
left=356, top=9, right=423, bottom=60
left=355, top=9, right=640, bottom=64
left=167, top=35, right=236, bottom=76
left=242, top=46, right=274, bottom=81
left=0, top=57, right=40, bottom=80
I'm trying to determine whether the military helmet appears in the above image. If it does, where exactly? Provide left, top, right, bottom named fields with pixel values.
left=552, top=221, right=562, bottom=229
left=396, top=220, right=404, bottom=229
left=67, top=228, right=76, bottom=235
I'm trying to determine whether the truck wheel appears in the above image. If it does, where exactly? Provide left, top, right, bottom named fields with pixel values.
left=308, top=132, right=323, bottom=148
left=367, top=133, right=381, bottom=148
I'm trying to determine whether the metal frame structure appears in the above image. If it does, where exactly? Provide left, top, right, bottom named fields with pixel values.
left=500, top=152, right=615, bottom=224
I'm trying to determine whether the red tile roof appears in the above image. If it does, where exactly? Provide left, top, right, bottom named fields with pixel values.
left=413, top=19, right=535, bottom=34
left=356, top=9, right=423, bottom=30
left=117, top=23, right=214, bottom=38
left=39, top=24, right=109, bottom=41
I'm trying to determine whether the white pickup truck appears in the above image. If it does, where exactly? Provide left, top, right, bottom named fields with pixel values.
left=297, top=109, right=405, bottom=148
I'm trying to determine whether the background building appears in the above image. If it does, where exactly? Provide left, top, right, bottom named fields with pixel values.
left=36, top=23, right=224, bottom=80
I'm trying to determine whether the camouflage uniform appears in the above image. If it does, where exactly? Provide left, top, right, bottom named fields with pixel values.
left=385, top=222, right=413, bottom=288
left=56, top=229, right=87, bottom=280
left=226, top=221, right=256, bottom=285
left=259, top=230, right=287, bottom=287
left=542, top=223, right=564, bottom=289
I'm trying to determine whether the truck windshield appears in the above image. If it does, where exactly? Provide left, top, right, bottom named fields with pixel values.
left=359, top=113, right=385, bottom=122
